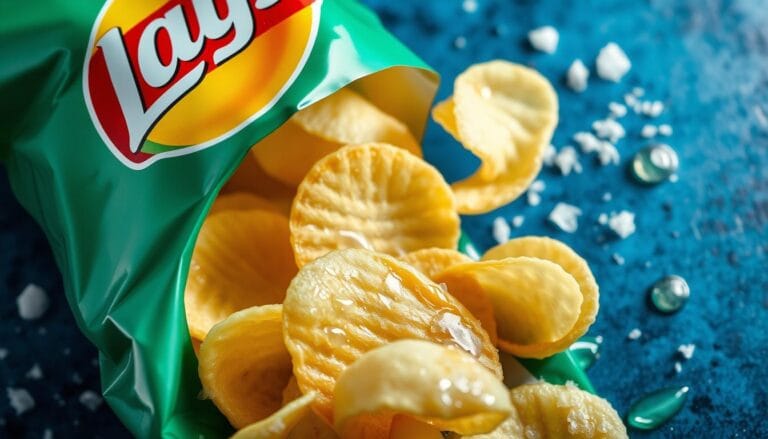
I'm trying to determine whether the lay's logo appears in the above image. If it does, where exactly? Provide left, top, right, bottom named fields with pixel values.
left=83, top=0, right=319, bottom=169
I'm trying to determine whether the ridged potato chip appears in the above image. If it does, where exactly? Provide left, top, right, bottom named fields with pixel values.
left=432, top=61, right=558, bottom=214
left=389, top=416, right=444, bottom=439
left=199, top=305, right=293, bottom=429
left=232, top=392, right=317, bottom=439
left=334, top=340, right=512, bottom=437
left=436, top=257, right=582, bottom=358
left=292, top=88, right=421, bottom=156
left=509, top=383, right=627, bottom=438
left=282, top=249, right=501, bottom=422
left=221, top=153, right=295, bottom=216
left=282, top=377, right=341, bottom=439
left=209, top=192, right=283, bottom=216
left=290, top=143, right=460, bottom=267
left=483, top=237, right=599, bottom=358
left=185, top=209, right=297, bottom=340
left=400, top=248, right=473, bottom=280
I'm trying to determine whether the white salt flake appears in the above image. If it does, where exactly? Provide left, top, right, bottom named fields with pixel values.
left=627, top=328, right=642, bottom=340
left=596, top=43, right=631, bottom=82
left=592, top=118, right=626, bottom=143
left=602, top=192, right=612, bottom=202
left=674, top=361, right=683, bottom=374
left=25, top=364, right=43, bottom=380
left=566, top=59, right=589, bottom=92
left=640, top=124, right=658, bottom=138
left=669, top=174, right=679, bottom=183
left=17, top=284, right=49, bottom=320
left=608, top=102, right=627, bottom=118
left=554, top=146, right=582, bottom=176
left=512, top=215, right=525, bottom=228
left=678, top=344, right=696, bottom=360
left=624, top=93, right=638, bottom=107
left=7, top=388, right=35, bottom=415
left=462, top=0, right=478, bottom=13
left=649, top=101, right=664, bottom=117
left=542, top=144, right=557, bottom=166
left=608, top=210, right=636, bottom=239
left=549, top=203, right=582, bottom=233
left=573, top=131, right=620, bottom=166
left=597, top=143, right=620, bottom=166
left=658, top=124, right=673, bottom=136
left=526, top=180, right=545, bottom=206
left=632, top=87, right=645, bottom=97
left=595, top=335, right=604, bottom=344
left=528, top=26, right=559, bottom=53
left=492, top=217, right=511, bottom=244
left=597, top=213, right=608, bottom=225
left=454, top=36, right=467, bottom=49
left=612, top=253, right=625, bottom=265
left=529, top=180, right=545, bottom=192
left=78, top=390, right=103, bottom=412
left=0, top=348, right=7, bottom=360
left=527, top=192, right=541, bottom=206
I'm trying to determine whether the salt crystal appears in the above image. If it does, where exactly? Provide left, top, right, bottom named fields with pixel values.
left=624, top=93, right=638, bottom=107
left=596, top=43, right=631, bottom=82
left=612, top=253, right=625, bottom=265
left=25, top=364, right=43, bottom=380
left=627, top=328, right=642, bottom=340
left=678, top=344, right=696, bottom=360
left=549, top=203, right=582, bottom=233
left=598, top=213, right=608, bottom=225
left=595, top=335, right=604, bottom=344
left=669, top=174, right=679, bottom=182
left=0, top=348, right=7, bottom=360
left=640, top=124, right=658, bottom=138
left=512, top=215, right=525, bottom=228
left=17, top=284, right=49, bottom=320
left=602, top=192, right=612, bottom=202
left=573, top=132, right=601, bottom=153
left=7, top=388, right=35, bottom=415
left=526, top=180, right=545, bottom=206
left=632, top=87, right=645, bottom=97
left=592, top=118, right=626, bottom=143
left=596, top=142, right=620, bottom=166
left=674, top=361, right=683, bottom=373
left=528, top=26, right=559, bottom=53
left=607, top=210, right=636, bottom=239
left=462, top=0, right=478, bottom=13
left=573, top=132, right=619, bottom=166
left=658, top=124, right=673, bottom=136
left=529, top=180, right=546, bottom=192
left=492, top=217, right=511, bottom=244
left=608, top=102, right=627, bottom=118
left=454, top=36, right=467, bottom=49
left=648, top=101, right=664, bottom=117
left=79, top=390, right=104, bottom=412
left=566, top=59, right=589, bottom=92
left=554, top=146, right=582, bottom=175
left=543, top=144, right=557, bottom=166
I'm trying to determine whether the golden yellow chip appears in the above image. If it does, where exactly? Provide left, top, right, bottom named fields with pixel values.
left=432, top=62, right=558, bottom=214
left=185, top=209, right=297, bottom=340
left=198, top=305, right=293, bottom=429
left=388, top=416, right=444, bottom=439
left=334, top=340, right=512, bottom=437
left=208, top=192, right=283, bottom=216
left=251, top=120, right=342, bottom=187
left=400, top=248, right=473, bottom=280
left=292, top=88, right=421, bottom=156
left=232, top=392, right=318, bottom=439
left=283, top=249, right=501, bottom=422
left=436, top=257, right=582, bottom=358
left=482, top=237, right=599, bottom=358
left=191, top=337, right=202, bottom=358
left=509, top=383, right=627, bottom=438
left=221, top=152, right=295, bottom=216
left=287, top=413, right=340, bottom=439
left=458, top=408, right=524, bottom=439
left=290, top=143, right=460, bottom=267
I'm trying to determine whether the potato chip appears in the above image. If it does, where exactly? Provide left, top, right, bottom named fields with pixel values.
left=282, top=249, right=501, bottom=422
left=287, top=413, right=340, bottom=439
left=508, top=383, right=627, bottom=438
left=289, top=143, right=460, bottom=267
left=388, top=416, right=444, bottom=439
left=457, top=407, right=524, bottom=439
left=252, top=120, right=342, bottom=187
left=482, top=237, right=599, bottom=358
left=198, top=305, right=293, bottom=429
left=208, top=192, right=283, bottom=216
left=191, top=337, right=202, bottom=358
left=432, top=62, right=558, bottom=214
left=185, top=209, right=297, bottom=340
left=232, top=392, right=317, bottom=439
left=221, top=152, right=295, bottom=216
left=400, top=248, right=473, bottom=280
left=436, top=257, right=582, bottom=358
left=291, top=88, right=421, bottom=156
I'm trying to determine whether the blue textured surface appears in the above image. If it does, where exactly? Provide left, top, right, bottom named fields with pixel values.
left=1, top=0, right=767, bottom=437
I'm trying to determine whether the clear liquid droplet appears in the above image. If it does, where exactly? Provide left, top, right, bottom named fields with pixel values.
left=568, top=336, right=602, bottom=370
left=632, top=144, right=679, bottom=184
left=338, top=230, right=375, bottom=251
left=430, top=311, right=481, bottom=357
left=323, top=327, right=349, bottom=346
left=650, top=275, right=690, bottom=313
left=628, top=386, right=690, bottom=430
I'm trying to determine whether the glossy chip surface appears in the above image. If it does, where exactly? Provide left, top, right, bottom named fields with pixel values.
left=231, top=392, right=318, bottom=439
left=400, top=248, right=473, bottom=280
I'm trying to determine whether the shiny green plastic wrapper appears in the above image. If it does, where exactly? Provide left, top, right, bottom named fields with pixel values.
left=1, top=0, right=593, bottom=437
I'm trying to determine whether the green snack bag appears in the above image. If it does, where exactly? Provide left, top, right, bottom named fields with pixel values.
left=1, top=0, right=592, bottom=436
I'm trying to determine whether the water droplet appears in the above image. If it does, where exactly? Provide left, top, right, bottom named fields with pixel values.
left=568, top=336, right=602, bottom=370
left=323, top=327, right=349, bottom=346
left=338, top=230, right=375, bottom=251
left=335, top=298, right=354, bottom=307
left=377, top=293, right=393, bottom=309
left=384, top=272, right=405, bottom=295
left=627, top=386, right=690, bottom=430
left=438, top=378, right=452, bottom=391
left=430, top=311, right=481, bottom=357
left=632, top=144, right=679, bottom=184
left=650, top=275, right=690, bottom=313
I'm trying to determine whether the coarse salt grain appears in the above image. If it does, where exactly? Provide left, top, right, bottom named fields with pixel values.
left=632, top=87, right=645, bottom=97
left=612, top=253, right=625, bottom=265
left=596, top=43, right=631, bottom=82
left=512, top=215, right=525, bottom=228
left=529, top=180, right=545, bottom=193
left=658, top=124, right=673, bottom=136
left=7, top=388, right=35, bottom=415
left=598, top=213, right=608, bottom=225
left=492, top=217, right=511, bottom=244
left=640, top=124, right=658, bottom=138
left=462, top=0, right=478, bottom=13
left=454, top=36, right=467, bottom=49
left=627, top=328, right=642, bottom=340
left=527, top=192, right=541, bottom=206
left=669, top=174, right=679, bottom=182
left=549, top=203, right=582, bottom=233
left=608, top=102, right=627, bottom=118
left=543, top=144, right=557, bottom=166
left=602, top=192, right=612, bottom=202
left=25, top=364, right=43, bottom=380
left=566, top=59, right=589, bottom=92
left=573, top=132, right=620, bottom=166
left=17, top=284, right=49, bottom=321
left=592, top=118, right=626, bottom=143
left=528, top=26, right=559, bottom=53
left=554, top=146, right=583, bottom=176
left=678, top=344, right=696, bottom=360
left=608, top=210, right=636, bottom=238
left=78, top=390, right=104, bottom=412
left=674, top=361, right=683, bottom=373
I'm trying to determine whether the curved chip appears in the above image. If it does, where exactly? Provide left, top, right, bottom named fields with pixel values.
left=185, top=209, right=297, bottom=340
left=432, top=62, right=558, bottom=214
left=290, top=143, right=460, bottom=267
left=198, top=305, right=293, bottom=429
left=208, top=192, right=283, bottom=216
left=334, top=340, right=512, bottom=437
left=400, top=248, right=473, bottom=280
left=509, top=383, right=627, bottom=438
left=436, top=257, right=582, bottom=358
left=232, top=392, right=317, bottom=439
left=389, top=416, right=444, bottom=439
left=482, top=237, right=599, bottom=358
left=282, top=249, right=501, bottom=422
left=292, top=88, right=421, bottom=157
left=222, top=152, right=296, bottom=216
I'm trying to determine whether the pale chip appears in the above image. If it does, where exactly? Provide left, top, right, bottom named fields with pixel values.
left=333, top=340, right=512, bottom=436
left=232, top=392, right=318, bottom=439
left=290, top=143, right=460, bottom=267
left=221, top=152, right=295, bottom=216
left=199, top=305, right=293, bottom=429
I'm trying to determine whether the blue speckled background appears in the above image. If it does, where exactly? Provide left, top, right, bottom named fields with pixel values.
left=1, top=0, right=767, bottom=437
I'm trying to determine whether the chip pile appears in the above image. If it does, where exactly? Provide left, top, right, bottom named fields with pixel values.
left=186, top=61, right=628, bottom=438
